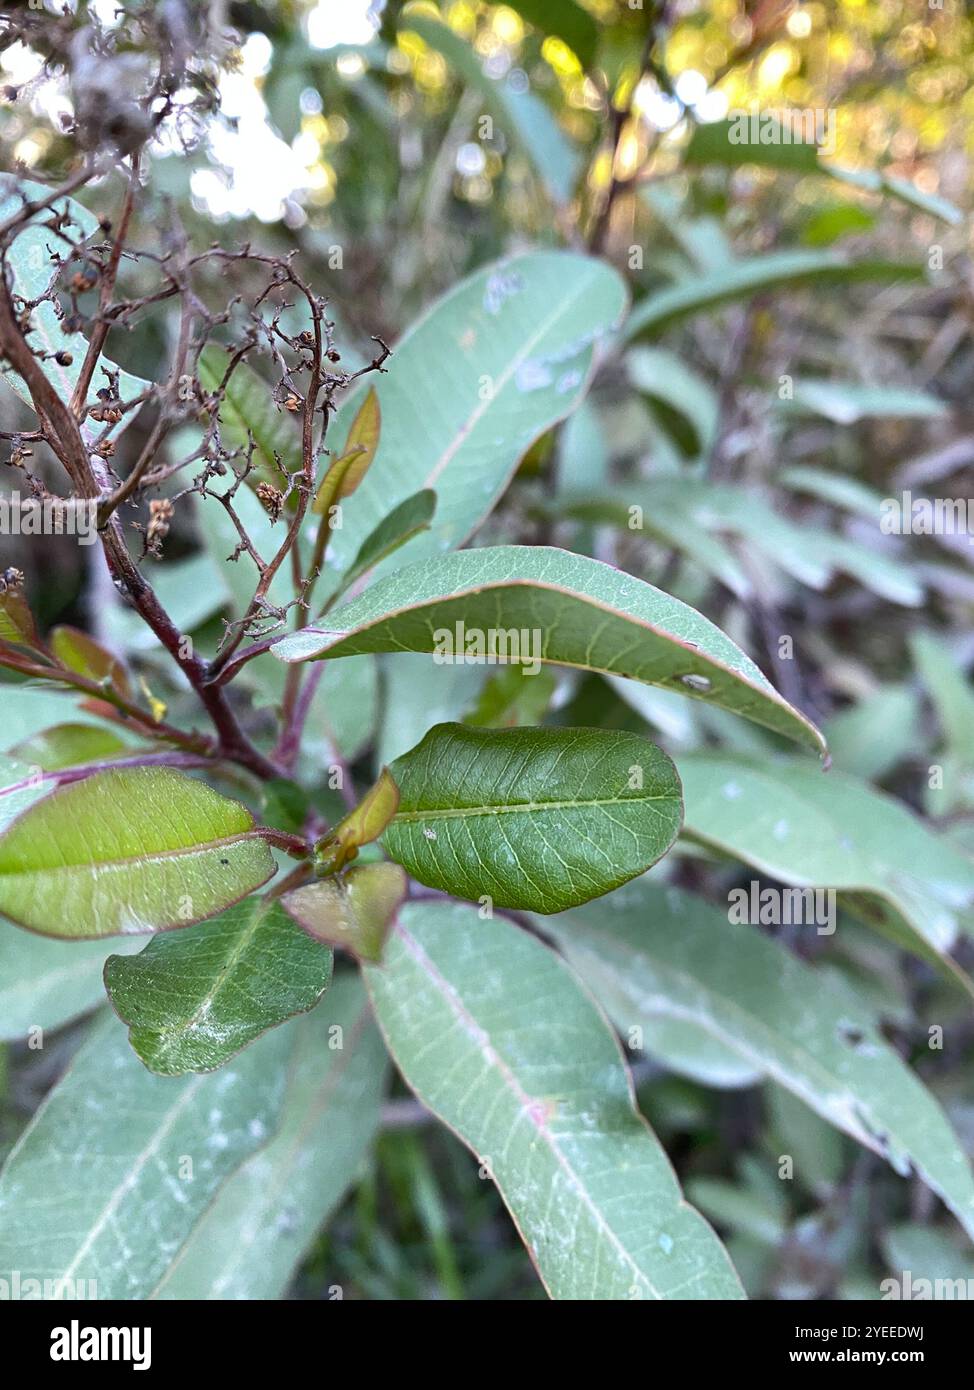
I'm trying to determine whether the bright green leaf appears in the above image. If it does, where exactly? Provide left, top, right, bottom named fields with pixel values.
left=380, top=723, right=682, bottom=913
left=0, top=767, right=275, bottom=939
left=104, top=897, right=334, bottom=1075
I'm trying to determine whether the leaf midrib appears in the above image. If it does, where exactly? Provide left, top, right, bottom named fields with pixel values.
left=0, top=829, right=262, bottom=876
left=391, top=791, right=677, bottom=822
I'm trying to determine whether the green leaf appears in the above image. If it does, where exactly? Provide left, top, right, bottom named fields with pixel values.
left=151, top=975, right=388, bottom=1299
left=0, top=767, right=276, bottom=939
left=912, top=630, right=974, bottom=761
left=559, top=490, right=752, bottom=600
left=379, top=723, right=681, bottom=913
left=778, top=378, right=947, bottom=423
left=0, top=176, right=150, bottom=435
left=501, top=0, right=599, bottom=66
left=320, top=253, right=627, bottom=579
left=618, top=479, right=922, bottom=608
left=677, top=754, right=974, bottom=987
left=0, top=1010, right=292, bottom=1298
left=685, top=118, right=822, bottom=173
left=377, top=653, right=486, bottom=766
left=282, top=861, right=408, bottom=963
left=104, top=897, right=334, bottom=1075
left=627, top=346, right=719, bottom=460
left=780, top=466, right=887, bottom=519
left=821, top=687, right=919, bottom=782
left=546, top=879, right=974, bottom=1240
left=0, top=919, right=140, bottom=1042
left=882, top=1223, right=974, bottom=1286
left=365, top=899, right=744, bottom=1300
left=8, top=723, right=130, bottom=771
left=823, top=162, right=964, bottom=225
left=403, top=17, right=581, bottom=206
left=273, top=546, right=826, bottom=754
left=341, top=488, right=436, bottom=589
left=625, top=252, right=924, bottom=340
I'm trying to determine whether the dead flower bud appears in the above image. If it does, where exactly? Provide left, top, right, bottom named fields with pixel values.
left=146, top=498, right=174, bottom=555
left=70, top=269, right=98, bottom=293
left=257, top=481, right=285, bottom=523
left=284, top=393, right=302, bottom=412
left=54, top=350, right=73, bottom=367
left=94, top=439, right=115, bottom=458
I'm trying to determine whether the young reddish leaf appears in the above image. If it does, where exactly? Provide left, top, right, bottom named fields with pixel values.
left=50, top=625, right=132, bottom=700
left=312, top=386, right=381, bottom=517
left=283, top=861, right=407, bottom=963
left=315, top=766, right=400, bottom=873
left=0, top=585, right=41, bottom=651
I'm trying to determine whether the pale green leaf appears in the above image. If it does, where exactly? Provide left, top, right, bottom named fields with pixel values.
left=625, top=252, right=923, bottom=340
left=365, top=900, right=744, bottom=1300
left=320, top=252, right=627, bottom=578
left=0, top=1011, right=292, bottom=1298
left=0, top=919, right=139, bottom=1042
left=547, top=879, right=974, bottom=1239
left=678, top=754, right=974, bottom=986
left=151, top=975, right=388, bottom=1299
left=779, top=378, right=947, bottom=423
left=0, top=176, right=150, bottom=434
left=273, top=546, right=826, bottom=754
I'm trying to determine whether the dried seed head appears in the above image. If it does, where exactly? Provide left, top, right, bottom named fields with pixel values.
left=257, top=481, right=285, bottom=523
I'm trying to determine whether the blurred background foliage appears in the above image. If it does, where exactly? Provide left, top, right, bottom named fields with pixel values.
left=1, top=0, right=973, bottom=1299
